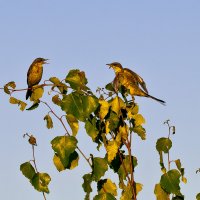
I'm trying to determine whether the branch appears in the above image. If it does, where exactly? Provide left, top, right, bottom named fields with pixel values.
left=40, top=101, right=92, bottom=168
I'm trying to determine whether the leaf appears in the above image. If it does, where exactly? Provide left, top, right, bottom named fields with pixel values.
left=126, top=104, right=139, bottom=119
left=158, top=151, right=166, bottom=173
left=133, top=114, right=145, bottom=126
left=136, top=183, right=143, bottom=195
left=44, top=114, right=53, bottom=129
left=107, top=111, right=120, bottom=131
left=99, top=99, right=110, bottom=120
left=82, top=173, right=93, bottom=200
left=26, top=102, right=39, bottom=110
left=106, top=140, right=119, bottom=163
left=52, top=95, right=61, bottom=106
left=98, top=179, right=117, bottom=196
left=196, top=193, right=200, bottom=200
left=9, top=97, right=27, bottom=111
left=30, top=87, right=44, bottom=101
left=94, top=193, right=116, bottom=200
left=118, top=155, right=138, bottom=180
left=65, top=69, right=89, bottom=91
left=120, top=184, right=133, bottom=200
left=49, top=77, right=68, bottom=94
left=66, top=114, right=79, bottom=136
left=85, top=118, right=99, bottom=141
left=61, top=92, right=99, bottom=122
left=156, top=137, right=172, bottom=153
left=133, top=125, right=146, bottom=140
left=20, top=162, right=36, bottom=180
left=4, top=81, right=16, bottom=94
left=119, top=125, right=129, bottom=141
left=92, top=157, right=108, bottom=181
left=51, top=136, right=78, bottom=169
left=31, top=172, right=51, bottom=193
left=110, top=97, right=125, bottom=115
left=160, top=169, right=182, bottom=196
left=53, top=154, right=65, bottom=172
left=105, top=82, right=116, bottom=92
left=154, top=183, right=170, bottom=200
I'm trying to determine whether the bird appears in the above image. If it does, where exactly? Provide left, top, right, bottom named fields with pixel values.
left=26, top=57, right=48, bottom=100
left=106, top=62, right=165, bottom=105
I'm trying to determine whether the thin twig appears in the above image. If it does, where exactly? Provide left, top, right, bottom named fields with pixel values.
left=40, top=101, right=92, bottom=168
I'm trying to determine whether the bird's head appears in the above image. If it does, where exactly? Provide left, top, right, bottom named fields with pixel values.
left=33, top=57, right=49, bottom=65
left=106, top=62, right=123, bottom=73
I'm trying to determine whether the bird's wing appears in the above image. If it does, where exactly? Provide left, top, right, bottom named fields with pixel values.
left=124, top=68, right=148, bottom=94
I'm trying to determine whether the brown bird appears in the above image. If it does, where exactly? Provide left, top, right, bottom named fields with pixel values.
left=26, top=58, right=48, bottom=100
left=106, top=62, right=165, bottom=105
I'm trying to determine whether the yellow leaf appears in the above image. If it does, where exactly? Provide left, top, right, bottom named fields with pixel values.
left=133, top=114, right=145, bottom=126
left=119, top=125, right=129, bottom=141
left=182, top=176, right=187, bottom=184
left=136, top=183, right=143, bottom=195
left=105, top=121, right=110, bottom=134
left=99, top=99, right=109, bottom=120
left=106, top=140, right=119, bottom=163
left=126, top=104, right=139, bottom=119
left=9, top=97, right=19, bottom=104
left=66, top=114, right=79, bottom=136
left=53, top=154, right=65, bottom=172
left=110, top=96, right=125, bottom=115
left=99, top=179, right=117, bottom=196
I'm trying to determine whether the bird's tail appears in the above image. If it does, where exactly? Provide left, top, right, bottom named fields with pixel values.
left=26, top=89, right=32, bottom=100
left=147, top=94, right=166, bottom=105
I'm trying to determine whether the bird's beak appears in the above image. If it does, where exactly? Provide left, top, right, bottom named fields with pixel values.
left=44, top=59, right=49, bottom=64
left=106, top=63, right=112, bottom=68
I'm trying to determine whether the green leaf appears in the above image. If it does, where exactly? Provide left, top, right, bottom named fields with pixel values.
left=61, top=92, right=99, bottom=122
left=65, top=69, right=89, bottom=91
left=31, top=172, right=51, bottom=193
left=51, top=136, right=78, bottom=169
left=30, top=87, right=44, bottom=101
left=105, top=82, right=116, bottom=92
left=118, top=155, right=138, bottom=180
left=94, top=193, right=116, bottom=200
left=156, top=137, right=172, bottom=153
left=133, top=125, right=146, bottom=140
left=196, top=193, right=200, bottom=200
left=158, top=151, right=166, bottom=173
left=82, top=173, right=93, bottom=200
left=20, top=162, right=36, bottom=180
left=44, top=114, right=53, bottom=129
left=154, top=183, right=170, bottom=200
left=107, top=111, right=120, bottom=131
left=98, top=179, right=117, bottom=196
left=160, top=169, right=182, bottom=196
left=85, top=118, right=99, bottom=141
left=66, top=114, right=79, bottom=136
left=92, top=157, right=108, bottom=181
left=120, top=184, right=133, bottom=200
left=26, top=102, right=40, bottom=110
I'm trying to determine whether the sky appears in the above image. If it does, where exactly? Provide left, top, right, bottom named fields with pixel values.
left=0, top=0, right=200, bottom=199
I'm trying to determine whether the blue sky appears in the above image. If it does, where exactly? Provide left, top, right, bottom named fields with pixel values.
left=1, top=1, right=200, bottom=199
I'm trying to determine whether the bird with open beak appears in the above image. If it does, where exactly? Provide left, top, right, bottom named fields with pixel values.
left=26, top=57, right=48, bottom=100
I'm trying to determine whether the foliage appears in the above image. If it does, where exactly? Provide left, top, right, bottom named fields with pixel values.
left=2, top=68, right=198, bottom=199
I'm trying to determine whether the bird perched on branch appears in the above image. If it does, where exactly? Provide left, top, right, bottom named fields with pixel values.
left=26, top=57, right=48, bottom=100
left=106, top=62, right=165, bottom=105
